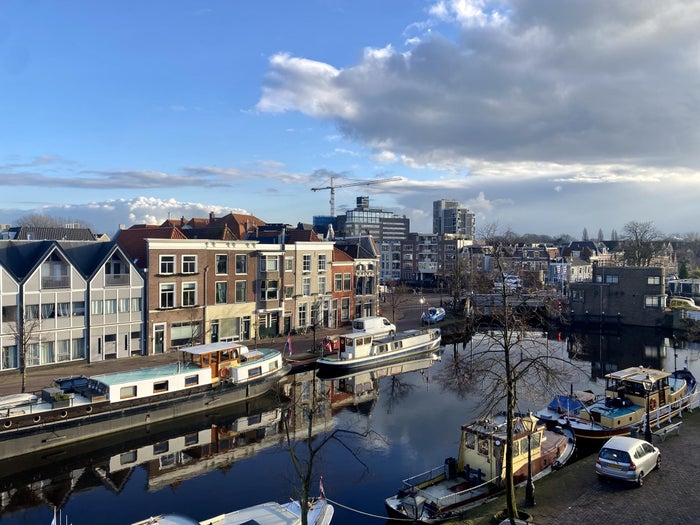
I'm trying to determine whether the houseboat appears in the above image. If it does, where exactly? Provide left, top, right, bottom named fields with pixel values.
left=316, top=327, right=441, bottom=373
left=0, top=342, right=290, bottom=461
left=546, top=366, right=697, bottom=444
left=385, top=413, right=575, bottom=523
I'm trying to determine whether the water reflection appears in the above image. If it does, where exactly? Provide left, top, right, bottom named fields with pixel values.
left=2, top=330, right=698, bottom=525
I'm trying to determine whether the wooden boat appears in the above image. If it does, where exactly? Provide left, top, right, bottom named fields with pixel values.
left=0, top=342, right=290, bottom=461
left=316, top=327, right=441, bottom=373
left=547, top=367, right=697, bottom=444
left=535, top=388, right=602, bottom=428
left=132, top=496, right=334, bottom=525
left=384, top=413, right=575, bottom=523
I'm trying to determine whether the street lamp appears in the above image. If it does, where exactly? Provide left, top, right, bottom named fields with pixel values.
left=419, top=296, right=426, bottom=323
left=522, top=412, right=537, bottom=507
left=643, top=376, right=653, bottom=443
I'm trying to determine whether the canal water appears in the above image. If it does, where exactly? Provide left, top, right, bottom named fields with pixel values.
left=1, top=327, right=698, bottom=525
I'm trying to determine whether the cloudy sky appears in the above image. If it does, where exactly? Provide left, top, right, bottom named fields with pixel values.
left=1, top=0, right=698, bottom=238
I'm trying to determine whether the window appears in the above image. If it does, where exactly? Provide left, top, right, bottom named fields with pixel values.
left=154, top=380, right=169, bottom=393
left=90, top=300, right=103, bottom=315
left=285, top=257, right=293, bottom=271
left=302, top=277, right=311, bottom=296
left=262, top=256, right=278, bottom=272
left=343, top=273, right=352, bottom=290
left=605, top=274, right=619, bottom=284
left=160, top=283, right=175, bottom=309
left=302, top=254, right=311, bottom=272
left=334, top=274, right=342, bottom=291
left=285, top=285, right=294, bottom=298
left=185, top=375, right=199, bottom=387
left=215, top=281, right=228, bottom=304
left=341, top=298, right=350, bottom=321
left=298, top=303, right=308, bottom=327
left=160, top=255, right=175, bottom=274
left=235, top=254, right=247, bottom=274
left=318, top=276, right=327, bottom=295
left=318, top=254, right=327, bottom=272
left=130, top=298, right=142, bottom=312
left=182, top=282, right=196, bottom=307
left=645, top=296, right=662, bottom=308
left=216, top=254, right=228, bottom=274
left=120, top=385, right=137, bottom=399
left=182, top=255, right=197, bottom=274
left=260, top=280, right=278, bottom=300
left=73, top=301, right=86, bottom=316
left=647, top=276, right=661, bottom=285
left=41, top=303, right=55, bottom=319
left=57, top=302, right=71, bottom=317
left=105, top=299, right=117, bottom=314
left=235, top=281, right=247, bottom=302
left=171, top=321, right=200, bottom=347
left=119, top=298, right=130, bottom=313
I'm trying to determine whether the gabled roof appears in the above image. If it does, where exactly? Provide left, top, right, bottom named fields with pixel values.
left=335, top=235, right=379, bottom=259
left=332, top=247, right=354, bottom=263
left=6, top=226, right=98, bottom=241
left=0, top=240, right=55, bottom=281
left=180, top=225, right=238, bottom=240
left=210, top=212, right=267, bottom=239
left=114, top=225, right=187, bottom=269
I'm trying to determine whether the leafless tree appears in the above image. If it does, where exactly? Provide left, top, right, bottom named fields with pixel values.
left=15, top=213, right=93, bottom=230
left=441, top=230, right=581, bottom=523
left=10, top=317, right=40, bottom=393
left=280, top=371, right=383, bottom=525
left=622, top=220, right=663, bottom=266
left=382, top=281, right=413, bottom=325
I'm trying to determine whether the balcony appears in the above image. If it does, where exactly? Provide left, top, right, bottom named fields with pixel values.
left=42, top=276, right=70, bottom=289
left=105, top=274, right=131, bottom=286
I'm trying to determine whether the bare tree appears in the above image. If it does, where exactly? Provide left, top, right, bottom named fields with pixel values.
left=10, top=316, right=40, bottom=393
left=622, top=220, right=662, bottom=266
left=280, top=371, right=380, bottom=525
left=15, top=213, right=93, bottom=230
left=382, top=281, right=414, bottom=325
left=443, top=234, right=579, bottom=523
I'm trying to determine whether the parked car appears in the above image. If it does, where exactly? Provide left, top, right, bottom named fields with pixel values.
left=421, top=307, right=446, bottom=324
left=667, top=297, right=700, bottom=311
left=595, top=436, right=660, bottom=486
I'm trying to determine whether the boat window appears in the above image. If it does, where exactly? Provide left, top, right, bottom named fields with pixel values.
left=512, top=440, right=520, bottom=457
left=268, top=360, right=279, bottom=371
left=220, top=349, right=231, bottom=362
left=478, top=438, right=489, bottom=456
left=465, top=433, right=476, bottom=449
left=201, top=355, right=210, bottom=366
left=249, top=367, right=262, bottom=377
left=531, top=432, right=541, bottom=449
left=119, top=451, right=137, bottom=465
left=153, top=380, right=169, bottom=393
left=120, top=386, right=137, bottom=399
left=184, top=433, right=199, bottom=446
left=153, top=441, right=169, bottom=455
left=185, top=375, right=199, bottom=387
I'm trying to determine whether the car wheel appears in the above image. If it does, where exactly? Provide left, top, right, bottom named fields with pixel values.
left=636, top=472, right=644, bottom=487
left=656, top=456, right=661, bottom=470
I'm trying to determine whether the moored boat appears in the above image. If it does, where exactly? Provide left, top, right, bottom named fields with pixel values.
left=384, top=412, right=575, bottom=523
left=132, top=494, right=334, bottom=525
left=0, top=342, right=290, bottom=461
left=548, top=366, right=697, bottom=445
left=316, top=327, right=441, bottom=373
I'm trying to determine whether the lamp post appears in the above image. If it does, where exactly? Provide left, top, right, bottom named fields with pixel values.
left=643, top=376, right=653, bottom=443
left=522, top=412, right=536, bottom=507
left=419, top=296, right=425, bottom=324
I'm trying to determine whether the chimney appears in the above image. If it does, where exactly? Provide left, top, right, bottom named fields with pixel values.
left=209, top=211, right=215, bottom=224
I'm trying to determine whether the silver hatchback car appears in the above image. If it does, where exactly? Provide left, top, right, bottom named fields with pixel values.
left=595, top=436, right=660, bottom=486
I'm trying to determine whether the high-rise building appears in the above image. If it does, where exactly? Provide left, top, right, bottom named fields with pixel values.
left=432, top=199, right=476, bottom=238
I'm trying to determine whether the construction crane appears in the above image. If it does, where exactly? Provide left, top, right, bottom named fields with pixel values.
left=311, top=176, right=401, bottom=217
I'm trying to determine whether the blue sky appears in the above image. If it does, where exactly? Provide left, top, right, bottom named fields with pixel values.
left=1, top=0, right=699, bottom=238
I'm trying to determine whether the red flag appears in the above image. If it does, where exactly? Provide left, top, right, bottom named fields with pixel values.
left=285, top=333, right=293, bottom=356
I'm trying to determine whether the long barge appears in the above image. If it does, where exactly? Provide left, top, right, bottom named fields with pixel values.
left=0, top=341, right=289, bottom=461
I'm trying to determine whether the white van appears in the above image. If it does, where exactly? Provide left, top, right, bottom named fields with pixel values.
left=351, top=316, right=396, bottom=338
